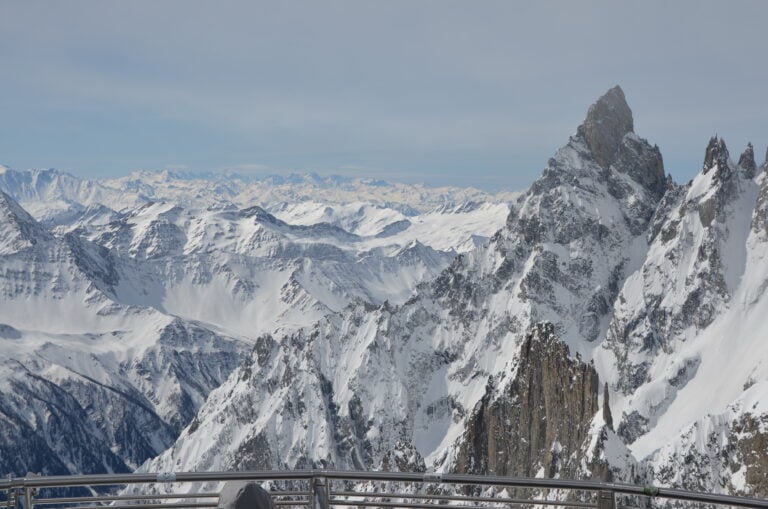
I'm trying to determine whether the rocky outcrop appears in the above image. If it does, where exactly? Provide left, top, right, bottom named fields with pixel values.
left=646, top=409, right=768, bottom=498
left=751, top=164, right=768, bottom=239
left=704, top=136, right=730, bottom=174
left=380, top=439, right=427, bottom=473
left=577, top=86, right=634, bottom=169
left=738, top=143, right=757, bottom=178
left=0, top=190, right=53, bottom=255
left=453, top=323, right=599, bottom=477
left=573, top=86, right=666, bottom=200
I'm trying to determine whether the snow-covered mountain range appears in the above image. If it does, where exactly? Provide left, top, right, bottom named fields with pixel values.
left=0, top=166, right=516, bottom=227
left=2, top=86, right=768, bottom=497
left=0, top=163, right=512, bottom=477
left=139, top=87, right=768, bottom=496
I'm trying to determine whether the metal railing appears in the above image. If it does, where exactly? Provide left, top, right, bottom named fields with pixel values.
left=2, top=470, right=767, bottom=509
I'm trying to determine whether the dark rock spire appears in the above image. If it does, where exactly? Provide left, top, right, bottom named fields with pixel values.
left=453, top=323, right=599, bottom=477
left=738, top=142, right=757, bottom=178
left=703, top=136, right=730, bottom=173
left=577, top=85, right=634, bottom=169
left=602, top=382, right=614, bottom=431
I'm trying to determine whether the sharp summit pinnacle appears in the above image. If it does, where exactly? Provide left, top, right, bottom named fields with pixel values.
left=577, top=85, right=634, bottom=169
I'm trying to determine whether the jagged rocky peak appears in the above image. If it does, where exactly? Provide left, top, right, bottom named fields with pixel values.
left=738, top=142, right=757, bottom=177
left=569, top=86, right=666, bottom=198
left=0, top=189, right=29, bottom=219
left=703, top=136, right=730, bottom=173
left=0, top=190, right=52, bottom=254
left=577, top=85, right=634, bottom=169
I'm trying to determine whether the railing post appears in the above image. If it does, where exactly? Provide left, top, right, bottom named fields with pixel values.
left=22, top=488, right=33, bottom=509
left=311, top=477, right=329, bottom=509
left=597, top=490, right=616, bottom=509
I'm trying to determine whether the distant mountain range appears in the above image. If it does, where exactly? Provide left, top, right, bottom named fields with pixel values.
left=0, top=165, right=512, bottom=476
left=0, top=165, right=518, bottom=224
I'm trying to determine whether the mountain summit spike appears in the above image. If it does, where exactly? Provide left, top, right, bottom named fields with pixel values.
left=703, top=136, right=729, bottom=173
left=577, top=85, right=634, bottom=169
left=738, top=142, right=757, bottom=178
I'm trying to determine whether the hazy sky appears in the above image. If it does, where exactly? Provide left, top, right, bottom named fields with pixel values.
left=1, top=1, right=766, bottom=191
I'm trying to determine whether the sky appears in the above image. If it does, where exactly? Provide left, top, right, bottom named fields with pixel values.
left=0, top=1, right=766, bottom=191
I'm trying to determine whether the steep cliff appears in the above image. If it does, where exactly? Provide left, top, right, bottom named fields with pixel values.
left=454, top=322, right=599, bottom=478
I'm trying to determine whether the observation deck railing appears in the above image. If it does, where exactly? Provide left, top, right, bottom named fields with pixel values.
left=2, top=470, right=767, bottom=509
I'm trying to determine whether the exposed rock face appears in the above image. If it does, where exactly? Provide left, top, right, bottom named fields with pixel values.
left=573, top=86, right=665, bottom=199
left=703, top=136, right=730, bottom=174
left=603, top=382, right=614, bottom=431
left=647, top=410, right=768, bottom=498
left=577, top=86, right=634, bottom=169
left=380, top=439, right=427, bottom=472
left=453, top=323, right=599, bottom=477
left=738, top=143, right=757, bottom=178
left=0, top=190, right=53, bottom=255
left=0, top=371, right=127, bottom=477
left=730, top=414, right=768, bottom=496
left=752, top=170, right=768, bottom=239
left=611, top=130, right=666, bottom=200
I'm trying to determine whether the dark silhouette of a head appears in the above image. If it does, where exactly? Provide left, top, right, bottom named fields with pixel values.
left=218, top=482, right=276, bottom=509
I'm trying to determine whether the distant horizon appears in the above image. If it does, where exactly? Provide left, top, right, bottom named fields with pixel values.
left=2, top=1, right=767, bottom=192
left=2, top=126, right=765, bottom=194
left=0, top=164, right=524, bottom=193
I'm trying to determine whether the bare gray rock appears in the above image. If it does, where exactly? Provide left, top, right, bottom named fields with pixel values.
left=738, top=142, right=757, bottom=178
left=453, top=322, right=600, bottom=478
left=704, top=136, right=730, bottom=173
left=577, top=86, right=634, bottom=169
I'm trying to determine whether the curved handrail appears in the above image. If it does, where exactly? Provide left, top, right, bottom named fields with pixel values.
left=1, top=469, right=767, bottom=509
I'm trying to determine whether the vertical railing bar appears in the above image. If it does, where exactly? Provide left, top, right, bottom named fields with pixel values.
left=24, top=487, right=32, bottom=509
left=598, top=490, right=616, bottom=509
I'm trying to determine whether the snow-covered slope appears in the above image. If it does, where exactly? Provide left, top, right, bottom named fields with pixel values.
left=599, top=139, right=768, bottom=495
left=271, top=201, right=511, bottom=253
left=81, top=201, right=455, bottom=336
left=0, top=190, right=247, bottom=476
left=0, top=179, right=483, bottom=475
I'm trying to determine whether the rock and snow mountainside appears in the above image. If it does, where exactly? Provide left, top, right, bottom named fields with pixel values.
left=601, top=138, right=768, bottom=494
left=140, top=86, right=768, bottom=496
left=139, top=86, right=652, bottom=474
left=4, top=86, right=768, bottom=497
left=0, top=172, right=508, bottom=476
left=0, top=189, right=246, bottom=476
